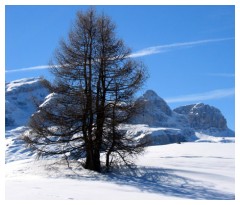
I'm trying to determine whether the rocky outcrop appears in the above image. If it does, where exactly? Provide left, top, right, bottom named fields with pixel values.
left=174, top=103, right=234, bottom=137
left=174, top=103, right=227, bottom=130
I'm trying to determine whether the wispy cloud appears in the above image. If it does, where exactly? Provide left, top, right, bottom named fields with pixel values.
left=5, top=37, right=234, bottom=73
left=5, top=65, right=52, bottom=73
left=129, top=37, right=234, bottom=58
left=165, top=88, right=234, bottom=103
left=207, top=73, right=235, bottom=78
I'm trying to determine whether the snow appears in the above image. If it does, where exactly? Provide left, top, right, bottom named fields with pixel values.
left=5, top=126, right=36, bottom=163
left=121, top=124, right=234, bottom=144
left=5, top=77, right=49, bottom=129
left=195, top=132, right=235, bottom=143
left=5, top=143, right=235, bottom=200
left=5, top=78, right=42, bottom=92
left=4, top=121, right=235, bottom=199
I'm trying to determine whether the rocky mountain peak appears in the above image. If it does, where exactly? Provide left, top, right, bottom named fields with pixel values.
left=139, top=90, right=172, bottom=116
left=131, top=90, right=192, bottom=129
left=174, top=103, right=228, bottom=130
left=143, top=90, right=160, bottom=100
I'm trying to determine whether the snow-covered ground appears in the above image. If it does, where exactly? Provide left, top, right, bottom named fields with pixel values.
left=5, top=143, right=235, bottom=200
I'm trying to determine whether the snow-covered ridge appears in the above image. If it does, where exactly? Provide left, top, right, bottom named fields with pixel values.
left=5, top=77, right=49, bottom=129
left=6, top=77, right=43, bottom=93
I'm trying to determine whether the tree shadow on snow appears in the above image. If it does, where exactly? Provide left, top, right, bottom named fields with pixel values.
left=101, top=166, right=235, bottom=200
left=70, top=165, right=234, bottom=200
left=44, top=161, right=234, bottom=200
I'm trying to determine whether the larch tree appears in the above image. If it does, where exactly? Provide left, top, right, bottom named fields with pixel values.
left=23, top=8, right=148, bottom=172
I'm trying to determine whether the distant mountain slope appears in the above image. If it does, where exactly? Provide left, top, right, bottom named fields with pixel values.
left=174, top=103, right=234, bottom=137
left=5, top=78, right=49, bottom=129
left=131, top=90, right=190, bottom=128
left=128, top=89, right=234, bottom=144
left=5, top=78, right=234, bottom=147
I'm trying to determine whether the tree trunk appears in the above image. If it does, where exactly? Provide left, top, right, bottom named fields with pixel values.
left=85, top=146, right=101, bottom=172
left=93, top=150, right=101, bottom=172
left=85, top=156, right=94, bottom=170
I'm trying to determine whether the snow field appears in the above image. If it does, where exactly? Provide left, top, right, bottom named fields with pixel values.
left=5, top=143, right=235, bottom=200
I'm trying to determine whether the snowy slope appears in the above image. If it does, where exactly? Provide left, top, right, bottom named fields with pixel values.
left=5, top=123, right=234, bottom=165
left=5, top=126, right=35, bottom=163
left=5, top=143, right=235, bottom=200
left=121, top=124, right=197, bottom=145
left=5, top=77, right=49, bottom=129
left=195, top=132, right=235, bottom=143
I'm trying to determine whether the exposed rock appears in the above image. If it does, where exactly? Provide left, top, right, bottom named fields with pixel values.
left=174, top=103, right=227, bottom=130
left=141, top=90, right=172, bottom=116
left=174, top=103, right=234, bottom=137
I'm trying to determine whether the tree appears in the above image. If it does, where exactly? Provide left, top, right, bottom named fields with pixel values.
left=23, top=8, right=148, bottom=172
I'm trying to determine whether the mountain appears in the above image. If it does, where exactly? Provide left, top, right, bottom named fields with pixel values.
left=174, top=103, right=235, bottom=137
left=5, top=77, right=49, bottom=129
left=5, top=78, right=234, bottom=147
left=131, top=90, right=190, bottom=128
left=129, top=90, right=196, bottom=144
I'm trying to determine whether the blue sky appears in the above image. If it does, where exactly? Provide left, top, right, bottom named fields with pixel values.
left=5, top=5, right=235, bottom=130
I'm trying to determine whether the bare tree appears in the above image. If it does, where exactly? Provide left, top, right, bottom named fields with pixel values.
left=23, top=8, right=148, bottom=172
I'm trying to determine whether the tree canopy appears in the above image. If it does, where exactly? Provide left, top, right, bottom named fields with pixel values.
left=23, top=8, right=148, bottom=172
